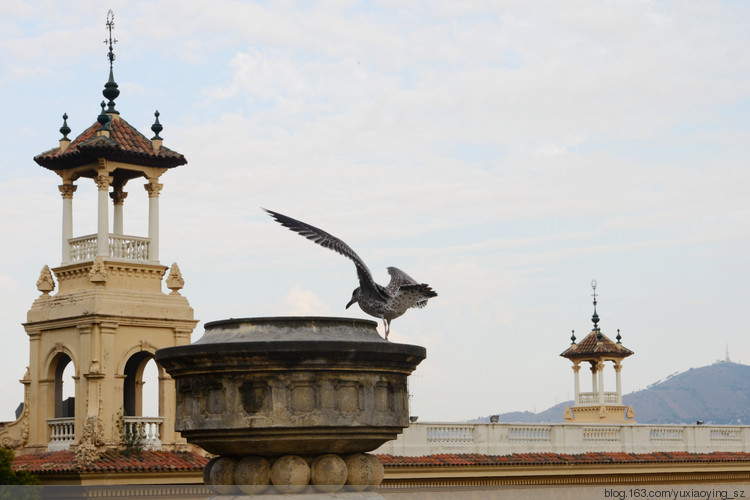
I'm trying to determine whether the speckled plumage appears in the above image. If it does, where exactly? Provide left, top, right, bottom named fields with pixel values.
left=265, top=209, right=437, bottom=339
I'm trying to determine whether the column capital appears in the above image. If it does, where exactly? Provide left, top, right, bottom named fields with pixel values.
left=109, top=189, right=128, bottom=205
left=144, top=179, right=163, bottom=197
left=572, top=364, right=581, bottom=373
left=58, top=183, right=77, bottom=199
left=95, top=174, right=113, bottom=190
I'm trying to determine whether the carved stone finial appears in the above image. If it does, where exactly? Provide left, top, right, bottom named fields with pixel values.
left=166, top=262, right=185, bottom=295
left=36, top=265, right=55, bottom=295
left=89, top=256, right=108, bottom=284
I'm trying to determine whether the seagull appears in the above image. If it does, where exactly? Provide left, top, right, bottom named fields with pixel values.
left=264, top=209, right=437, bottom=339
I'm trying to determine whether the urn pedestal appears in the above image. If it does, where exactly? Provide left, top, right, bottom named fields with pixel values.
left=155, top=316, right=426, bottom=493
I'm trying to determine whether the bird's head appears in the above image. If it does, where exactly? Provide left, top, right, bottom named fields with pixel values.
left=345, top=287, right=361, bottom=309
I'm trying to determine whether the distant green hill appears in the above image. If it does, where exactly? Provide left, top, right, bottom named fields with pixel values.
left=479, top=362, right=750, bottom=425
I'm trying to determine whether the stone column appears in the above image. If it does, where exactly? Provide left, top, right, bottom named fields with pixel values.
left=144, top=179, right=163, bottom=262
left=590, top=362, right=598, bottom=394
left=95, top=174, right=112, bottom=257
left=615, top=362, right=623, bottom=404
left=572, top=363, right=581, bottom=405
left=110, top=186, right=127, bottom=235
left=597, top=361, right=605, bottom=405
left=58, top=183, right=77, bottom=262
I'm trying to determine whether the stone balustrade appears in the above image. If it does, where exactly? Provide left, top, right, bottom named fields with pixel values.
left=122, top=416, right=164, bottom=450
left=67, top=234, right=151, bottom=263
left=375, top=422, right=750, bottom=456
left=578, top=391, right=620, bottom=405
left=47, top=417, right=76, bottom=451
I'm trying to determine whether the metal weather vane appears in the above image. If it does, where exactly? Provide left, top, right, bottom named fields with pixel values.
left=105, top=9, right=117, bottom=68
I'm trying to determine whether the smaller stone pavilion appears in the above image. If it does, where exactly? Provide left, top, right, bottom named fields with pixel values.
left=560, top=281, right=635, bottom=423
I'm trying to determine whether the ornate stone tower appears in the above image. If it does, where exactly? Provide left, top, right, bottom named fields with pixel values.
left=560, top=281, right=635, bottom=423
left=1, top=12, right=198, bottom=459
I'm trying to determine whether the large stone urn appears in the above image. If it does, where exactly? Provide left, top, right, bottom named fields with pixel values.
left=155, top=316, right=425, bottom=493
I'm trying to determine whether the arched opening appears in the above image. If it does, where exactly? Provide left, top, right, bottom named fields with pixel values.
left=47, top=351, right=77, bottom=451
left=121, top=351, right=163, bottom=450
left=123, top=351, right=157, bottom=417
left=52, top=353, right=75, bottom=418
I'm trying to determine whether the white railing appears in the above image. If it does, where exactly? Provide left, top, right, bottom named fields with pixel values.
left=68, top=235, right=98, bottom=262
left=376, top=422, right=750, bottom=456
left=650, top=426, right=683, bottom=442
left=47, top=417, right=75, bottom=451
left=711, top=428, right=741, bottom=442
left=578, top=392, right=620, bottom=405
left=427, top=425, right=473, bottom=443
left=583, top=426, right=620, bottom=441
left=122, top=416, right=164, bottom=450
left=67, top=234, right=151, bottom=262
left=508, top=425, right=550, bottom=442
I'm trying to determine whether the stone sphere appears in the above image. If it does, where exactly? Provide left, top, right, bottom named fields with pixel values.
left=310, top=454, right=348, bottom=492
left=208, top=456, right=238, bottom=494
left=270, top=455, right=311, bottom=494
left=344, top=453, right=373, bottom=491
left=234, top=455, right=271, bottom=494
left=202, top=456, right=220, bottom=486
left=365, top=453, right=385, bottom=486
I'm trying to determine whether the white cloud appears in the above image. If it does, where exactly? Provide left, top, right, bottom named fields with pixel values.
left=282, top=285, right=333, bottom=316
left=1, top=0, right=749, bottom=421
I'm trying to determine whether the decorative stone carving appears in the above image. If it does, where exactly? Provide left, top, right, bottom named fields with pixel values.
left=89, top=256, right=108, bottom=284
left=95, top=174, right=112, bottom=190
left=36, top=265, right=55, bottom=295
left=75, top=415, right=105, bottom=465
left=58, top=183, right=77, bottom=199
left=166, top=263, right=185, bottom=295
left=144, top=179, right=163, bottom=197
left=0, top=372, right=30, bottom=450
left=109, top=188, right=128, bottom=205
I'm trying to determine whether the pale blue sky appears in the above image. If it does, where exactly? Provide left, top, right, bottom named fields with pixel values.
left=1, top=1, right=749, bottom=421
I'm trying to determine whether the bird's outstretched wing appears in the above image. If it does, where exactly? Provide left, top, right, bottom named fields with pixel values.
left=386, top=266, right=418, bottom=291
left=387, top=267, right=437, bottom=309
left=264, top=209, right=388, bottom=299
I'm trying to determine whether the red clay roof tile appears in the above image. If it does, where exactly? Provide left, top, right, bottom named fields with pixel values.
left=561, top=330, right=633, bottom=359
left=34, top=116, right=186, bottom=170
left=12, top=450, right=209, bottom=475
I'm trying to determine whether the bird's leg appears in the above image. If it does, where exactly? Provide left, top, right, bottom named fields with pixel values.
left=384, top=319, right=390, bottom=340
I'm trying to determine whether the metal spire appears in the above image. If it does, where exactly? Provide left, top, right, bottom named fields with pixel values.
left=102, top=10, right=120, bottom=114
left=591, top=279, right=602, bottom=340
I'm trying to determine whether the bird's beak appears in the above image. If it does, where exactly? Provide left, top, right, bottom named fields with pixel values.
left=345, top=298, right=355, bottom=309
